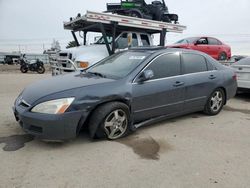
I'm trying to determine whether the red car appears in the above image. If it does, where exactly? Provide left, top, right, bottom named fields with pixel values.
left=167, top=37, right=231, bottom=60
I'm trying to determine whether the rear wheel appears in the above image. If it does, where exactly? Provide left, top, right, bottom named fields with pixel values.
left=204, top=88, right=225, bottom=115
left=218, top=52, right=227, bottom=61
left=89, top=102, right=130, bottom=140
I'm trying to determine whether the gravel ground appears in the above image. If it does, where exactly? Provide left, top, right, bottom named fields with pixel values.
left=0, top=71, right=250, bottom=188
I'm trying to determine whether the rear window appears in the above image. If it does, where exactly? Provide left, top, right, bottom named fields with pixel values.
left=208, top=38, right=222, bottom=45
left=235, top=57, right=250, bottom=65
left=182, top=53, right=208, bottom=74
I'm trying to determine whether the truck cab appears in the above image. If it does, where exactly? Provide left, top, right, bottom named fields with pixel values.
left=56, top=31, right=153, bottom=72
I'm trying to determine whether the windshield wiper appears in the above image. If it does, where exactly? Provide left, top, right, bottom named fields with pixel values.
left=87, top=71, right=106, bottom=78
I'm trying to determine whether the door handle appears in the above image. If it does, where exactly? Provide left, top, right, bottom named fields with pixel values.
left=209, top=75, right=216, bottom=79
left=173, top=81, right=185, bottom=87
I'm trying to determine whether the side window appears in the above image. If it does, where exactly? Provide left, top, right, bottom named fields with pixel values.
left=207, top=61, right=215, bottom=70
left=131, top=33, right=138, bottom=47
left=146, top=53, right=181, bottom=79
left=140, top=34, right=150, bottom=46
left=182, top=53, right=208, bottom=74
left=197, top=38, right=208, bottom=45
left=116, top=33, right=128, bottom=49
left=208, top=38, right=221, bottom=45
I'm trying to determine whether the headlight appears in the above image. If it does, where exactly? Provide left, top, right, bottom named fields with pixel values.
left=77, top=61, right=89, bottom=68
left=31, top=98, right=75, bottom=114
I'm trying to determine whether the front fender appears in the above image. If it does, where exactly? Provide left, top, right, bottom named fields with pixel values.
left=86, top=96, right=133, bottom=138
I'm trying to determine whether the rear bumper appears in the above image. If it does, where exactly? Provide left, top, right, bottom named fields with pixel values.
left=13, top=105, right=86, bottom=141
left=225, top=81, right=237, bottom=100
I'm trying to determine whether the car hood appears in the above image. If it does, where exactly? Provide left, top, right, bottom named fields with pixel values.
left=21, top=72, right=114, bottom=105
left=59, top=45, right=109, bottom=65
left=61, top=45, right=108, bottom=60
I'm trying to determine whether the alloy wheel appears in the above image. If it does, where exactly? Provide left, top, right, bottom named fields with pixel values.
left=219, top=52, right=227, bottom=61
left=210, top=91, right=223, bottom=113
left=104, top=109, right=128, bottom=140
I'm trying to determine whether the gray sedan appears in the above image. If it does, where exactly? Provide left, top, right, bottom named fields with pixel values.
left=13, top=48, right=237, bottom=141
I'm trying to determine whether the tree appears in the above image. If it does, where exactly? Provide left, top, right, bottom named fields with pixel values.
left=66, top=41, right=78, bottom=49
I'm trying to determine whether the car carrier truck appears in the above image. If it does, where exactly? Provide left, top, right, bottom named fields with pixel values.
left=51, top=10, right=186, bottom=75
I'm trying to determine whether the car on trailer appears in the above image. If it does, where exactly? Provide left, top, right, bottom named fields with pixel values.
left=13, top=47, right=237, bottom=141
left=106, top=0, right=178, bottom=23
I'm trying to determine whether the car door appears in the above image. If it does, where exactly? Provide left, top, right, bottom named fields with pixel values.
left=192, top=37, right=212, bottom=55
left=131, top=53, right=185, bottom=123
left=181, top=53, right=220, bottom=111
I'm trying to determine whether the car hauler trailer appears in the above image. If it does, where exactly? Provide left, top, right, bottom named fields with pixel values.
left=51, top=10, right=186, bottom=75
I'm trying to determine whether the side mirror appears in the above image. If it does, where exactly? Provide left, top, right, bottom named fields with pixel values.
left=115, top=42, right=119, bottom=49
left=138, top=70, right=154, bottom=83
left=194, top=41, right=199, bottom=45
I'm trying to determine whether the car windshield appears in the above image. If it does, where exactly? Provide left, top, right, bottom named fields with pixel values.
left=175, top=37, right=199, bottom=44
left=87, top=51, right=151, bottom=79
left=94, top=36, right=113, bottom=44
left=235, top=57, right=250, bottom=65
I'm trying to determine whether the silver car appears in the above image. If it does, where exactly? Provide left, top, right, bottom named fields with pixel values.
left=231, top=57, right=250, bottom=90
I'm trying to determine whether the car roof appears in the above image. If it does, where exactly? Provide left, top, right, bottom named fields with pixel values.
left=129, top=46, right=209, bottom=55
left=235, top=57, right=250, bottom=65
left=129, top=46, right=223, bottom=66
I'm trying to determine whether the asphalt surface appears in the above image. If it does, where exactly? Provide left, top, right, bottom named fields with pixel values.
left=0, top=69, right=250, bottom=188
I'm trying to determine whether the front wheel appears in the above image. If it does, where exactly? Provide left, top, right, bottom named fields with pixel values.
left=20, top=66, right=28, bottom=73
left=128, top=10, right=143, bottom=18
left=89, top=102, right=130, bottom=140
left=37, top=66, right=45, bottom=74
left=204, top=88, right=225, bottom=115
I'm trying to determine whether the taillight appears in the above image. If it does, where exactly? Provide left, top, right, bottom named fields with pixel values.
left=232, top=74, right=237, bottom=81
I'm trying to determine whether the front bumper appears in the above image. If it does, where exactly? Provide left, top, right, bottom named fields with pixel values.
left=13, top=104, right=85, bottom=141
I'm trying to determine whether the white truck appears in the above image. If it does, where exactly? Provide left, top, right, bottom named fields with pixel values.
left=51, top=11, right=186, bottom=75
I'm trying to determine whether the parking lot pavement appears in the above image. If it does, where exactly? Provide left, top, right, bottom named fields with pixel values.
left=0, top=72, right=250, bottom=188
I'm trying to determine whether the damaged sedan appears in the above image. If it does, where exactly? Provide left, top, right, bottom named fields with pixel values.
left=13, top=47, right=237, bottom=141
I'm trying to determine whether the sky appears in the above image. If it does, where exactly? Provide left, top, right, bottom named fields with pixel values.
left=0, top=0, right=250, bottom=54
